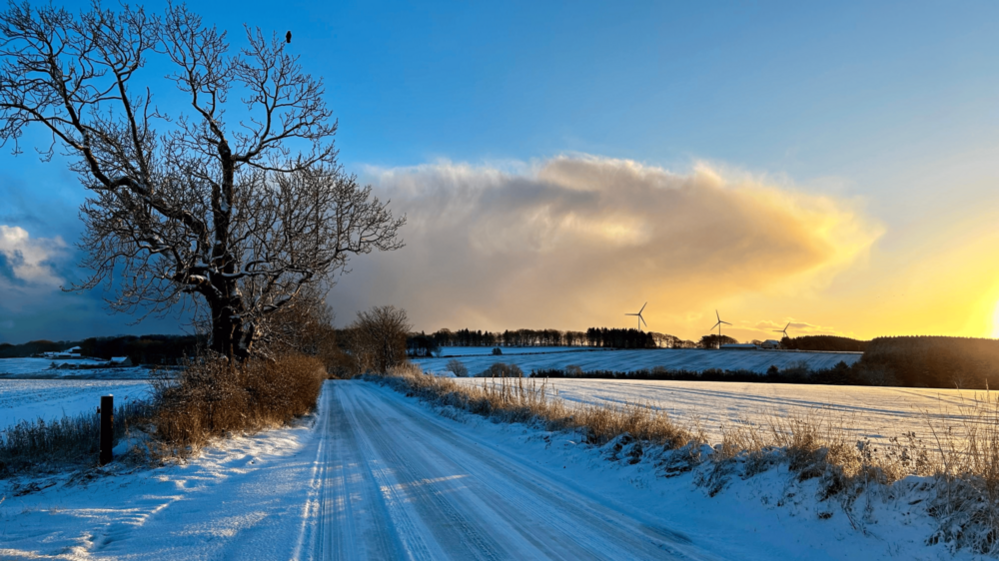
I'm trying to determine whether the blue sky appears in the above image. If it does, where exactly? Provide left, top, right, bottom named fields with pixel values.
left=1, top=1, right=998, bottom=342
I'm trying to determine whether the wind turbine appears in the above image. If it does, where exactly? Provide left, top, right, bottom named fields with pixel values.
left=711, top=310, right=731, bottom=347
left=773, top=321, right=791, bottom=340
left=626, top=302, right=648, bottom=331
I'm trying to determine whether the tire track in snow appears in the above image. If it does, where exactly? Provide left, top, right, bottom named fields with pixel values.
left=349, top=384, right=705, bottom=559
left=308, top=384, right=406, bottom=560
left=317, top=380, right=722, bottom=560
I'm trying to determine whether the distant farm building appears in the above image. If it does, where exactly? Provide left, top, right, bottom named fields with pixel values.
left=760, top=340, right=781, bottom=350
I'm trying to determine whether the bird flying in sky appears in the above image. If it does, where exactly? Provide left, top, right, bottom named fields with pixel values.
left=286, top=30, right=292, bottom=43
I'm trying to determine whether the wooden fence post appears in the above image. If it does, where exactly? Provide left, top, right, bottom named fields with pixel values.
left=99, top=395, right=114, bottom=466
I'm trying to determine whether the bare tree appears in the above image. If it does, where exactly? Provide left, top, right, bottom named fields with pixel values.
left=0, top=3, right=403, bottom=358
left=352, top=305, right=410, bottom=374
left=444, top=358, right=468, bottom=377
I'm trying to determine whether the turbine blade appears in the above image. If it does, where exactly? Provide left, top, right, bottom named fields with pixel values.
left=721, top=321, right=732, bottom=325
left=639, top=302, right=647, bottom=314
left=641, top=316, right=648, bottom=327
left=716, top=310, right=720, bottom=321
left=784, top=322, right=791, bottom=330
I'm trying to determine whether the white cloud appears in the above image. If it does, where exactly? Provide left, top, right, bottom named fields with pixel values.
left=0, top=224, right=66, bottom=287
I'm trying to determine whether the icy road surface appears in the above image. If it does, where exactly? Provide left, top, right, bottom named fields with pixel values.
left=301, top=380, right=712, bottom=560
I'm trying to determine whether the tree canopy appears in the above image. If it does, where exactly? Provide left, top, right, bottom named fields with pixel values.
left=0, top=3, right=403, bottom=358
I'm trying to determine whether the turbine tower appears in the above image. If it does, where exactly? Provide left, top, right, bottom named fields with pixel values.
left=773, top=321, right=791, bottom=340
left=711, top=310, right=731, bottom=348
left=626, top=302, right=648, bottom=331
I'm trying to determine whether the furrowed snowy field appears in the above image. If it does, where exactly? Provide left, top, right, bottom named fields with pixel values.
left=419, top=347, right=983, bottom=452
left=451, top=377, right=988, bottom=451
left=0, top=380, right=152, bottom=430
left=0, top=358, right=156, bottom=431
left=0, top=357, right=157, bottom=379
left=415, top=346, right=862, bottom=376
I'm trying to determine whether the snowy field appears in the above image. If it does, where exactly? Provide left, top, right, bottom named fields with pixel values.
left=416, top=346, right=862, bottom=376
left=0, top=357, right=157, bottom=379
left=454, top=377, right=987, bottom=451
left=0, top=380, right=152, bottom=430
left=435, top=346, right=609, bottom=357
left=0, top=381, right=980, bottom=560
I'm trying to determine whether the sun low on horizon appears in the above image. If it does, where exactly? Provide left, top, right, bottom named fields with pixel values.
left=0, top=0, right=998, bottom=345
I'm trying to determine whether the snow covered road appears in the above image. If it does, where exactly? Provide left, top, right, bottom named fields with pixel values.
left=303, top=380, right=713, bottom=560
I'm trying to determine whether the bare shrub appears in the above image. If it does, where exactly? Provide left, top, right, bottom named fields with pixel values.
left=446, top=358, right=469, bottom=377
left=351, top=306, right=411, bottom=374
left=924, top=393, right=999, bottom=553
left=478, top=362, right=524, bottom=378
left=153, top=353, right=324, bottom=456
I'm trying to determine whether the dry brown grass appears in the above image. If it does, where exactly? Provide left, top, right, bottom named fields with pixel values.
left=0, top=400, right=154, bottom=477
left=153, top=353, right=325, bottom=456
left=378, top=364, right=702, bottom=449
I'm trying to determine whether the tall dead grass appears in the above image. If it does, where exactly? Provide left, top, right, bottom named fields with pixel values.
left=0, top=400, right=154, bottom=476
left=376, top=364, right=702, bottom=449
left=153, top=353, right=324, bottom=456
left=374, top=365, right=999, bottom=554
left=0, top=353, right=324, bottom=480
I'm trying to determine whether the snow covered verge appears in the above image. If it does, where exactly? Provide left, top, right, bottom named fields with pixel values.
left=0, top=412, right=321, bottom=560
left=371, top=368, right=999, bottom=558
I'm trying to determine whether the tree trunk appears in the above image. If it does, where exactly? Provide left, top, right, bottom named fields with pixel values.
left=209, top=294, right=252, bottom=361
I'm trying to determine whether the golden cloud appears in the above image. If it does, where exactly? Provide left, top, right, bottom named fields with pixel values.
left=329, top=156, right=883, bottom=336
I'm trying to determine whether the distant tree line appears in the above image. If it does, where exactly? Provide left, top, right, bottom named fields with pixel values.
left=79, top=335, right=206, bottom=365
left=584, top=328, right=655, bottom=349
left=418, top=327, right=696, bottom=349
left=698, top=334, right=738, bottom=349
left=410, top=330, right=868, bottom=352
left=780, top=335, right=868, bottom=352
left=0, top=340, right=77, bottom=358
left=0, top=335, right=205, bottom=365
left=532, top=361, right=862, bottom=386
left=856, top=336, right=999, bottom=389
left=405, top=333, right=440, bottom=358
left=532, top=335, right=999, bottom=389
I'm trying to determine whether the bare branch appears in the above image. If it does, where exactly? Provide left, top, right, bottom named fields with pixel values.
left=0, top=3, right=403, bottom=359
